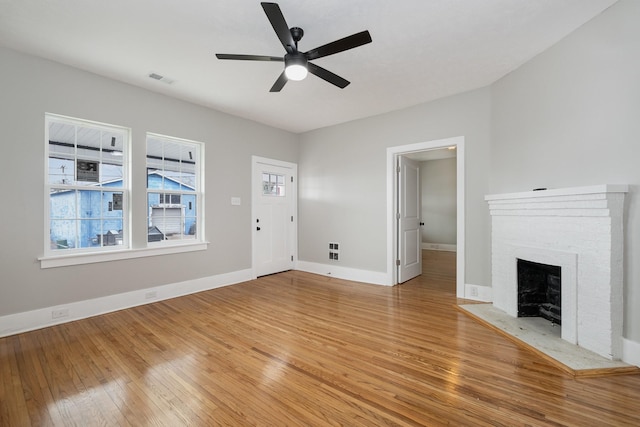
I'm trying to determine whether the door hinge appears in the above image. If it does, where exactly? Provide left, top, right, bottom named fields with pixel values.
left=397, top=165, right=401, bottom=173
left=396, top=212, right=400, bottom=219
left=291, top=255, right=294, bottom=261
left=291, top=215, right=294, bottom=222
left=396, top=259, right=401, bottom=266
left=291, top=176, right=293, bottom=183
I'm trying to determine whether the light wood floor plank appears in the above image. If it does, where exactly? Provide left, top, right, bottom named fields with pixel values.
left=1, top=251, right=639, bottom=426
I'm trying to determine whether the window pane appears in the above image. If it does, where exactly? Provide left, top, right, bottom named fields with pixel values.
left=148, top=192, right=161, bottom=207
left=185, top=197, right=197, bottom=237
left=79, top=219, right=101, bottom=248
left=148, top=201, right=185, bottom=239
left=79, top=190, right=102, bottom=218
left=74, top=125, right=102, bottom=186
left=50, top=220, right=76, bottom=250
left=48, top=158, right=74, bottom=185
left=104, top=191, right=124, bottom=216
left=95, top=221, right=123, bottom=247
left=101, top=131, right=124, bottom=184
left=262, top=173, right=285, bottom=196
left=50, top=188, right=76, bottom=218
left=149, top=206, right=184, bottom=239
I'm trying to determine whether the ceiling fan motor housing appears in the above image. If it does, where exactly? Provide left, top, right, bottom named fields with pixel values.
left=285, top=52, right=307, bottom=68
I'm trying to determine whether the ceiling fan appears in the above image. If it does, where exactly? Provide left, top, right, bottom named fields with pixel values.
left=216, top=2, right=372, bottom=92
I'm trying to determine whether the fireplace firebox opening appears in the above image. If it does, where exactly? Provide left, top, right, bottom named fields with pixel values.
left=517, top=259, right=561, bottom=325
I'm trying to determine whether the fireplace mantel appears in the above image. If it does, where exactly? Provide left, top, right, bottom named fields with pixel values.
left=485, top=184, right=628, bottom=202
left=486, top=185, right=628, bottom=360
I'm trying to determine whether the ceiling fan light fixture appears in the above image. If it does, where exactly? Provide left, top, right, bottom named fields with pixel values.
left=284, top=54, right=308, bottom=81
left=285, top=64, right=308, bottom=81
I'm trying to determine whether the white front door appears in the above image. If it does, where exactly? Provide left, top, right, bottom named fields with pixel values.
left=252, top=157, right=297, bottom=277
left=398, top=156, right=422, bottom=283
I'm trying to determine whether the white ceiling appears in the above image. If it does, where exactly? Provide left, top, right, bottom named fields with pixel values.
left=0, top=0, right=617, bottom=133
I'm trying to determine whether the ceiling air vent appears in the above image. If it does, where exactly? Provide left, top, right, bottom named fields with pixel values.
left=148, top=73, right=175, bottom=84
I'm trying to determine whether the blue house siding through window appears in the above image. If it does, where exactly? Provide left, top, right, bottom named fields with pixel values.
left=49, top=173, right=195, bottom=248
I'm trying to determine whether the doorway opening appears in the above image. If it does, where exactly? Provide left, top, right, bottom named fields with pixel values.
left=387, top=136, right=465, bottom=298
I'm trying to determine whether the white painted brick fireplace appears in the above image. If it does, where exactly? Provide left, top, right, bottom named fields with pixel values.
left=486, top=185, right=628, bottom=360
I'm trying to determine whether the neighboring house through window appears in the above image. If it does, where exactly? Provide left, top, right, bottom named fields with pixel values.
left=146, top=133, right=203, bottom=243
left=43, top=115, right=206, bottom=266
left=46, top=114, right=129, bottom=253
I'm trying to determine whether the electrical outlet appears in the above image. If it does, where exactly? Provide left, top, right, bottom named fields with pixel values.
left=470, top=286, right=479, bottom=297
left=52, top=308, right=69, bottom=319
left=145, top=291, right=158, bottom=300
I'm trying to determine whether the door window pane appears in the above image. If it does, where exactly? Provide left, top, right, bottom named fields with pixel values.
left=262, top=173, right=286, bottom=196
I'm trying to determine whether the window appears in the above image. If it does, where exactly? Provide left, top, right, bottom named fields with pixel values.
left=147, top=133, right=203, bottom=243
left=45, top=114, right=129, bottom=253
left=262, top=173, right=286, bottom=196
left=159, top=194, right=181, bottom=205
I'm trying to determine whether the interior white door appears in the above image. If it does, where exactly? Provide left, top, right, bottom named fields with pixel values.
left=253, top=159, right=295, bottom=277
left=398, top=156, right=422, bottom=283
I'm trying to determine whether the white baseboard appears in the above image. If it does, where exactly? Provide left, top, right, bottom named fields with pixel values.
left=622, top=337, right=640, bottom=367
left=464, top=283, right=493, bottom=302
left=9, top=266, right=633, bottom=367
left=422, top=243, right=456, bottom=252
left=296, top=261, right=391, bottom=286
left=0, top=269, right=253, bottom=338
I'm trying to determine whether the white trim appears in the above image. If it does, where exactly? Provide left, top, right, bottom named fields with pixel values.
left=39, top=241, right=208, bottom=268
left=387, top=136, right=465, bottom=297
left=251, top=156, right=298, bottom=279
left=464, top=283, right=493, bottom=302
left=296, top=261, right=389, bottom=286
left=422, top=243, right=457, bottom=252
left=0, top=268, right=251, bottom=338
left=622, top=338, right=640, bottom=367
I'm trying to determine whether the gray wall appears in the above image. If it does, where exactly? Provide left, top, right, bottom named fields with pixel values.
left=298, top=87, right=492, bottom=285
left=420, top=157, right=457, bottom=245
left=2, top=0, right=638, bottom=346
left=0, top=46, right=298, bottom=316
left=490, top=0, right=640, bottom=341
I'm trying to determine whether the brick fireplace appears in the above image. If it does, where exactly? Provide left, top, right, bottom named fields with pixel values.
left=486, top=185, right=627, bottom=360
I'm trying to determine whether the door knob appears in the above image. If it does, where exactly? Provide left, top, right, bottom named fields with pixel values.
left=257, top=227, right=261, bottom=231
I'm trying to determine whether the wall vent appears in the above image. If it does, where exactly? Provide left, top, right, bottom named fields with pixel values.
left=329, top=242, right=340, bottom=261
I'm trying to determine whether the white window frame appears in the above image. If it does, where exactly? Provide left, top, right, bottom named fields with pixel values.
left=39, top=117, right=208, bottom=269
left=146, top=132, right=205, bottom=247
left=43, top=114, right=131, bottom=257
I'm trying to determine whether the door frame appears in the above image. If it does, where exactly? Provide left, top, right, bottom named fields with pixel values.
left=386, top=136, right=465, bottom=298
left=251, top=156, right=298, bottom=279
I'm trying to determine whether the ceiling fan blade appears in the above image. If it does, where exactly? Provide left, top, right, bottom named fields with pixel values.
left=304, top=31, right=372, bottom=61
left=270, top=71, right=288, bottom=92
left=216, top=54, right=284, bottom=62
left=261, top=2, right=296, bottom=54
left=307, top=62, right=350, bottom=89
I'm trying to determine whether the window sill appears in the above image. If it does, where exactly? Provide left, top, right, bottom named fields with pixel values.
left=39, top=241, right=209, bottom=269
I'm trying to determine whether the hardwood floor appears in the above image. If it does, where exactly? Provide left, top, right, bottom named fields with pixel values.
left=2, top=251, right=639, bottom=426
